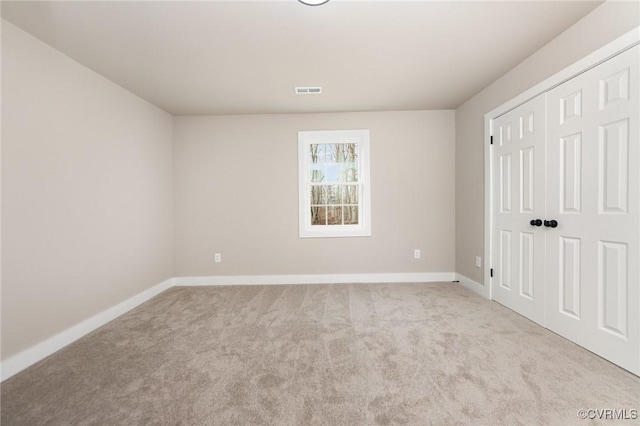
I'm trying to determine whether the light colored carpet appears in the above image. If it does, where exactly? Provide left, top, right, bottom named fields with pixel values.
left=1, top=282, right=639, bottom=425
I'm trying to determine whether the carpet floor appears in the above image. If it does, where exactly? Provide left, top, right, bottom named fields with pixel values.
left=1, top=282, right=639, bottom=425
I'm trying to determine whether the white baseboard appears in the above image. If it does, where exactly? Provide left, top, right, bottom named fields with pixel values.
left=173, top=272, right=456, bottom=286
left=1, top=272, right=455, bottom=382
left=455, top=273, right=489, bottom=299
left=0, top=278, right=174, bottom=382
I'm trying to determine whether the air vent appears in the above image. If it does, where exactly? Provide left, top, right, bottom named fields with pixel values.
left=295, top=86, right=322, bottom=95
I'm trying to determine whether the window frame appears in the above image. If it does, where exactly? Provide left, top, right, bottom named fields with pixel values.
left=298, top=129, right=371, bottom=238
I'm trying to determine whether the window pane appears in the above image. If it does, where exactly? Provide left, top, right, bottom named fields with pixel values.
left=333, top=143, right=345, bottom=163
left=334, top=142, right=358, bottom=163
left=310, top=206, right=326, bottom=225
left=343, top=165, right=358, bottom=182
left=310, top=165, right=325, bottom=183
left=310, top=185, right=326, bottom=205
left=345, top=142, right=358, bottom=161
left=327, top=206, right=342, bottom=225
left=326, top=185, right=342, bottom=205
left=344, top=206, right=359, bottom=225
left=325, top=164, right=342, bottom=182
left=344, top=185, right=358, bottom=204
left=309, top=144, right=323, bottom=164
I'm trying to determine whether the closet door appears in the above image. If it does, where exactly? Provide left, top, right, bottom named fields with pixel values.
left=492, top=94, right=546, bottom=325
left=546, top=45, right=639, bottom=373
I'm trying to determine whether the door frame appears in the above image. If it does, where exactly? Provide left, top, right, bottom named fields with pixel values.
left=484, top=27, right=640, bottom=301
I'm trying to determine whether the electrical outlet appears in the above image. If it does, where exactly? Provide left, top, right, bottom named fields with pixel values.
left=214, top=253, right=222, bottom=263
left=476, top=256, right=482, bottom=268
left=414, top=249, right=421, bottom=259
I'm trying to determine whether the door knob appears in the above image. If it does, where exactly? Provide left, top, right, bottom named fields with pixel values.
left=530, top=219, right=543, bottom=227
left=544, top=219, right=558, bottom=228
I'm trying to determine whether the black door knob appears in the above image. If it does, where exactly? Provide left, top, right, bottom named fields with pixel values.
left=544, top=219, right=558, bottom=228
left=530, top=219, right=543, bottom=227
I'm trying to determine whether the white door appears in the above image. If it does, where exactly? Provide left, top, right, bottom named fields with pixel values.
left=492, top=94, right=546, bottom=325
left=546, top=45, right=639, bottom=374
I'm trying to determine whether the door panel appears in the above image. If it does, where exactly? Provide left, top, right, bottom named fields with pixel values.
left=546, top=45, right=639, bottom=374
left=560, top=133, right=582, bottom=213
left=519, top=231, right=534, bottom=299
left=492, top=94, right=546, bottom=324
left=559, top=236, right=581, bottom=319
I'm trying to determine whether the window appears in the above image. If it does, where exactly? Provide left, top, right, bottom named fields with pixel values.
left=298, top=129, right=371, bottom=238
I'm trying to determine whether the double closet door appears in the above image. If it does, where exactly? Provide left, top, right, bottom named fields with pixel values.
left=492, top=45, right=639, bottom=375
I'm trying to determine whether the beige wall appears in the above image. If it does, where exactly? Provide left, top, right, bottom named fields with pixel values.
left=455, top=1, right=640, bottom=284
left=174, top=111, right=455, bottom=276
left=1, top=21, right=174, bottom=359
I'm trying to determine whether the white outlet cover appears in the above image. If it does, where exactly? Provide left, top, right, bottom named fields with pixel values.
left=475, top=256, right=482, bottom=267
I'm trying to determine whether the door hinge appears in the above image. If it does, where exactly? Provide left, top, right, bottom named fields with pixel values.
left=490, top=135, right=494, bottom=145
left=490, top=268, right=494, bottom=278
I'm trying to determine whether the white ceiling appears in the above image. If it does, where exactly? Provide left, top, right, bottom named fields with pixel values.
left=2, top=0, right=602, bottom=115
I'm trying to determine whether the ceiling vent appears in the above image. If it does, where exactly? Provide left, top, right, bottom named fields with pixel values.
left=295, top=86, right=322, bottom=95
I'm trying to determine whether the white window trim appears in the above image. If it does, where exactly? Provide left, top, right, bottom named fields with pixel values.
left=298, top=129, right=371, bottom=238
